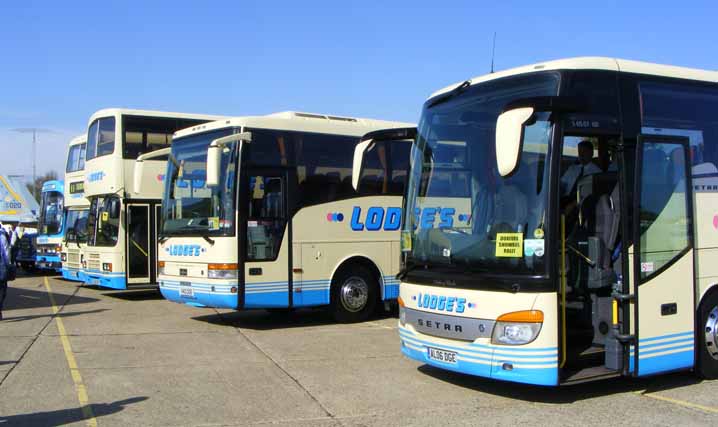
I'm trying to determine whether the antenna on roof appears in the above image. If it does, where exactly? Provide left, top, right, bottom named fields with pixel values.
left=490, top=32, right=497, bottom=73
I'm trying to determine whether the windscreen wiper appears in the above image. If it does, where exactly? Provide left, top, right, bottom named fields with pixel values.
left=158, top=235, right=170, bottom=244
left=396, top=261, right=430, bottom=281
left=202, top=235, right=215, bottom=246
left=426, top=80, right=471, bottom=109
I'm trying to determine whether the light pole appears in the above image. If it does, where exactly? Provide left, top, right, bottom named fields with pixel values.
left=11, top=128, right=53, bottom=199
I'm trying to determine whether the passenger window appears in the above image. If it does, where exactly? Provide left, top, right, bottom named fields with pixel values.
left=641, top=82, right=718, bottom=172
left=638, top=141, right=691, bottom=280
left=247, top=175, right=286, bottom=261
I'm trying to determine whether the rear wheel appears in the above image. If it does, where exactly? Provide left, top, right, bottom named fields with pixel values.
left=330, top=265, right=378, bottom=323
left=697, top=292, right=718, bottom=379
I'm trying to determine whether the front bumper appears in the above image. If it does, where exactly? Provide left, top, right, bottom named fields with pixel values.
left=399, top=324, right=559, bottom=386
left=61, top=267, right=86, bottom=282
left=36, top=255, right=62, bottom=272
left=84, top=270, right=126, bottom=289
left=159, top=279, right=238, bottom=309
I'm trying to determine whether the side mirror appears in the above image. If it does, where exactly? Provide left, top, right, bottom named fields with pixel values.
left=206, top=132, right=252, bottom=187
left=353, top=127, right=417, bottom=192
left=495, top=107, right=534, bottom=177
left=133, top=147, right=172, bottom=195
left=206, top=144, right=222, bottom=187
left=134, top=160, right=145, bottom=195
left=109, top=199, right=121, bottom=219
left=352, top=139, right=373, bottom=191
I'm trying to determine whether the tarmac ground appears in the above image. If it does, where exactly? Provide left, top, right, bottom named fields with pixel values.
left=1, top=272, right=717, bottom=426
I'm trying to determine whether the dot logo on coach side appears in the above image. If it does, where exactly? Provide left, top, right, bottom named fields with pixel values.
left=326, top=212, right=344, bottom=222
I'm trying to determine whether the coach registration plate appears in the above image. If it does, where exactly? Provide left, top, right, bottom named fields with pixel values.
left=427, top=347, right=457, bottom=364
left=180, top=283, right=194, bottom=298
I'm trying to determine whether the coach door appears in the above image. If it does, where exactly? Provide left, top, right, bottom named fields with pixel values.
left=632, top=135, right=695, bottom=376
left=126, top=203, right=151, bottom=285
left=241, top=169, right=292, bottom=308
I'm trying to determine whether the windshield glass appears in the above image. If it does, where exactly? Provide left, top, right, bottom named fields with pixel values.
left=66, top=143, right=86, bottom=172
left=161, top=128, right=238, bottom=236
left=403, top=73, right=559, bottom=277
left=39, top=191, right=64, bottom=235
left=65, top=209, right=89, bottom=244
left=86, top=117, right=116, bottom=160
left=87, top=196, right=120, bottom=246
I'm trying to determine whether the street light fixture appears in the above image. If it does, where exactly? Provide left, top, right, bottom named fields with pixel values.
left=11, top=127, right=54, bottom=199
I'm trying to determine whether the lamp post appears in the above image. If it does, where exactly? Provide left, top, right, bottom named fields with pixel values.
left=11, top=128, right=53, bottom=199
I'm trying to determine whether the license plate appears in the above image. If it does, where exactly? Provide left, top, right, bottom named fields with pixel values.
left=180, top=285, right=194, bottom=299
left=427, top=347, right=458, bottom=364
left=87, top=278, right=100, bottom=285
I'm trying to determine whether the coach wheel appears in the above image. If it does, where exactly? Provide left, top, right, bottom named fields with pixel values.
left=697, top=292, right=718, bottom=379
left=330, top=264, right=378, bottom=323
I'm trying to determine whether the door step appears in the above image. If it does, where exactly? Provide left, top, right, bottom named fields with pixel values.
left=561, top=366, right=620, bottom=385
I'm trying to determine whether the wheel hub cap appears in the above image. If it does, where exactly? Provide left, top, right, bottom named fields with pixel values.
left=340, top=277, right=369, bottom=313
left=706, top=306, right=718, bottom=360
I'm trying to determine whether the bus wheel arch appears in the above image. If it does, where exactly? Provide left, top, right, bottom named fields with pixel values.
left=328, top=256, right=382, bottom=323
left=696, top=284, right=718, bottom=379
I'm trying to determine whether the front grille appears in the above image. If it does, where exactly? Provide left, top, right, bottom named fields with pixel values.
left=67, top=249, right=81, bottom=267
left=19, top=236, right=35, bottom=258
left=87, top=252, right=101, bottom=271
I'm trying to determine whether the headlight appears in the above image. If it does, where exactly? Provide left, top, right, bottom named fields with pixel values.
left=102, top=262, right=113, bottom=272
left=398, top=296, right=406, bottom=325
left=207, top=263, right=238, bottom=279
left=491, top=310, right=543, bottom=345
left=61, top=253, right=67, bottom=262
left=157, top=261, right=166, bottom=276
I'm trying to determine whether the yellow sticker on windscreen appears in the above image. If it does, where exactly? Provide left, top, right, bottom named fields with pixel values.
left=495, top=233, right=523, bottom=258
left=101, top=211, right=109, bottom=222
left=208, top=217, right=219, bottom=230
left=401, top=230, right=412, bottom=252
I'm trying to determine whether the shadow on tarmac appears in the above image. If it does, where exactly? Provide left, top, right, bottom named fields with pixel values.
left=3, top=287, right=99, bottom=312
left=416, top=365, right=705, bottom=403
left=193, top=306, right=398, bottom=331
left=98, top=289, right=164, bottom=301
left=0, top=396, right=148, bottom=427
left=1, top=308, right=109, bottom=323
left=16, top=269, right=60, bottom=278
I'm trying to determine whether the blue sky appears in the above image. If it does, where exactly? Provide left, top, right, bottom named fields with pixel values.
left=1, top=1, right=716, bottom=178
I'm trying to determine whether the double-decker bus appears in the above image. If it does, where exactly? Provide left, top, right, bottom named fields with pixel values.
left=382, top=57, right=718, bottom=385
left=36, top=180, right=64, bottom=272
left=61, top=135, right=89, bottom=281
left=82, top=109, right=226, bottom=289
left=155, top=111, right=413, bottom=322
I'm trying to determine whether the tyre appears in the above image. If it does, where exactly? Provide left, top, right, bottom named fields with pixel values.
left=330, top=264, right=378, bottom=323
left=697, top=291, right=718, bottom=379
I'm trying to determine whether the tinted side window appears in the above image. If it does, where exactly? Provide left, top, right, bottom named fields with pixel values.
left=246, top=129, right=359, bottom=207
left=359, top=139, right=411, bottom=196
left=122, top=116, right=208, bottom=159
left=298, top=132, right=357, bottom=205
left=246, top=129, right=292, bottom=167
left=640, top=82, right=718, bottom=174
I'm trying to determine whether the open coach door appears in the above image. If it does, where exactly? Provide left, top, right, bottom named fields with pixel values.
left=631, top=134, right=695, bottom=376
